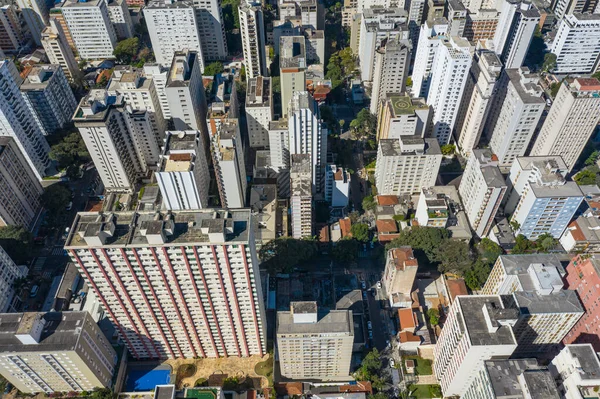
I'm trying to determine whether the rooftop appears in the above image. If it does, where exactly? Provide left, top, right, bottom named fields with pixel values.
left=379, top=137, right=441, bottom=156
left=280, top=36, right=306, bottom=70
left=386, top=94, right=428, bottom=116
left=277, top=309, right=353, bottom=335
left=246, top=76, right=271, bottom=107
left=20, top=64, right=60, bottom=90
left=484, top=359, right=559, bottom=398
left=512, top=289, right=584, bottom=315
left=562, top=344, right=600, bottom=381
left=498, top=254, right=565, bottom=276
left=457, top=296, right=518, bottom=347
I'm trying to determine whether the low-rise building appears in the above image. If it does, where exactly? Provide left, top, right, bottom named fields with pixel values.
left=415, top=186, right=472, bottom=241
left=325, top=165, right=350, bottom=207
left=560, top=196, right=600, bottom=253
left=383, top=247, right=417, bottom=308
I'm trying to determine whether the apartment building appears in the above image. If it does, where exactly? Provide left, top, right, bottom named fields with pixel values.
left=0, top=312, right=117, bottom=393
left=552, top=0, right=598, bottom=19
left=550, top=344, right=600, bottom=399
left=551, top=14, right=600, bottom=74
left=249, top=184, right=279, bottom=244
left=493, top=0, right=539, bottom=69
left=144, top=0, right=204, bottom=68
left=61, top=0, right=117, bottom=60
left=41, top=19, right=80, bottom=82
left=415, top=187, right=450, bottom=227
left=190, top=0, right=228, bottom=61
left=0, top=60, right=50, bottom=181
left=434, top=295, right=518, bottom=397
left=0, top=5, right=26, bottom=53
left=464, top=10, right=499, bottom=42
left=370, top=38, right=412, bottom=116
left=106, top=0, right=133, bottom=40
left=375, top=136, right=442, bottom=195
left=290, top=154, right=313, bottom=239
left=143, top=64, right=171, bottom=118
left=459, top=149, right=506, bottom=237
left=210, top=119, right=246, bottom=208
left=382, top=247, right=417, bottom=308
left=65, top=209, right=267, bottom=359
left=560, top=204, right=600, bottom=253
left=377, top=93, right=430, bottom=140
left=486, top=68, right=545, bottom=169
left=531, top=78, right=600, bottom=172
left=246, top=77, right=272, bottom=148
left=325, top=165, right=350, bottom=207
left=277, top=302, right=353, bottom=381
left=0, top=247, right=26, bottom=312
left=16, top=0, right=49, bottom=45
left=411, top=19, right=449, bottom=99
left=280, top=36, right=307, bottom=116
left=156, top=131, right=210, bottom=211
left=239, top=2, right=267, bottom=79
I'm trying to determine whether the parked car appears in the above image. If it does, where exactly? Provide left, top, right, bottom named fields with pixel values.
left=65, top=201, right=73, bottom=211
left=389, top=359, right=396, bottom=368
left=368, top=330, right=373, bottom=339
left=29, top=285, right=39, bottom=297
left=361, top=281, right=367, bottom=290
left=367, top=321, right=372, bottom=330
left=377, top=281, right=382, bottom=289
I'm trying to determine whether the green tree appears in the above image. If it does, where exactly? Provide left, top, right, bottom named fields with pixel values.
left=49, top=131, right=90, bottom=170
left=575, top=169, right=597, bottom=185
left=0, top=226, right=33, bottom=264
left=325, top=47, right=356, bottom=89
left=362, top=195, right=376, bottom=212
left=386, top=226, right=451, bottom=261
left=356, top=348, right=382, bottom=381
left=113, top=37, right=140, bottom=64
left=585, top=150, right=599, bottom=166
left=90, top=388, right=113, bottom=399
left=524, top=26, right=546, bottom=71
left=368, top=393, right=388, bottom=399
left=78, top=59, right=87, bottom=70
left=203, top=61, right=224, bottom=76
left=476, top=238, right=503, bottom=265
left=436, top=239, right=474, bottom=274
left=320, top=105, right=337, bottom=134
left=271, top=76, right=280, bottom=93
left=429, top=385, right=443, bottom=397
left=512, top=234, right=537, bottom=254
left=550, top=82, right=561, bottom=98
left=542, top=52, right=557, bottom=72
left=463, top=259, right=492, bottom=290
left=42, top=184, right=71, bottom=216
left=332, top=238, right=360, bottom=263
left=259, top=237, right=318, bottom=273
left=350, top=109, right=376, bottom=140
left=440, top=144, right=456, bottom=156
left=427, top=308, right=440, bottom=326
left=351, top=223, right=370, bottom=242
left=536, top=233, right=558, bottom=252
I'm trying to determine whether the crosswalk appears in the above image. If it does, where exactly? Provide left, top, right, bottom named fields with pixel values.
left=51, top=247, right=68, bottom=256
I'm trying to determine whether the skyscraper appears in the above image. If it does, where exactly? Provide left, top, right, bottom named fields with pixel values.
left=16, top=0, right=50, bottom=45
left=370, top=38, right=412, bottom=115
left=280, top=36, right=307, bottom=116
left=239, top=2, right=267, bottom=79
left=210, top=119, right=247, bottom=208
left=411, top=19, right=449, bottom=98
left=493, top=0, right=539, bottom=69
left=191, top=0, right=228, bottom=60
left=41, top=19, right=80, bottom=82
left=290, top=154, right=313, bottom=238
left=246, top=77, right=273, bottom=148
left=377, top=93, right=430, bottom=140
left=551, top=14, right=600, bottom=74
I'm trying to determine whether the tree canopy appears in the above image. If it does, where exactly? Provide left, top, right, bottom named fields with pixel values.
left=203, top=62, right=224, bottom=77
left=349, top=109, right=377, bottom=140
left=575, top=169, right=598, bottom=185
left=259, top=237, right=318, bottom=273
left=41, top=184, right=72, bottom=228
left=362, top=195, right=376, bottom=212
left=325, top=47, right=356, bottom=89
left=386, top=226, right=451, bottom=260
left=351, top=223, right=370, bottom=242
left=0, top=226, right=33, bottom=264
left=113, top=37, right=140, bottom=64
left=440, top=144, right=456, bottom=156
left=49, top=131, right=90, bottom=170
left=355, top=349, right=387, bottom=389
left=331, top=237, right=360, bottom=263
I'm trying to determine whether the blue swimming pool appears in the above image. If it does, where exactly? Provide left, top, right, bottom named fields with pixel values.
left=125, top=367, right=171, bottom=392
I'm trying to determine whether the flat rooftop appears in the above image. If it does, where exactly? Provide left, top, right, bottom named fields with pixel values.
left=277, top=310, right=353, bottom=336
left=280, top=36, right=306, bottom=69
left=499, top=254, right=564, bottom=276
left=246, top=76, right=271, bottom=107
left=484, top=359, right=559, bottom=398
left=564, top=344, right=600, bottom=380
left=512, top=289, right=584, bottom=315
left=386, top=94, right=427, bottom=116
left=457, top=296, right=517, bottom=347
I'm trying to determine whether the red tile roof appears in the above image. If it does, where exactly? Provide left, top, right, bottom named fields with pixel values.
left=340, top=218, right=352, bottom=237
left=446, top=279, right=468, bottom=301
left=376, top=195, right=399, bottom=206
left=398, top=331, right=421, bottom=343
left=376, top=219, right=398, bottom=234
left=398, top=308, right=416, bottom=331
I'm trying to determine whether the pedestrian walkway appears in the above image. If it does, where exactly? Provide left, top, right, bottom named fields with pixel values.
left=415, top=374, right=438, bottom=385
left=51, top=247, right=68, bottom=256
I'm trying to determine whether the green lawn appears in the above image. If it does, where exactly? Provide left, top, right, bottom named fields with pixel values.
left=408, top=384, right=442, bottom=398
left=403, top=356, right=433, bottom=375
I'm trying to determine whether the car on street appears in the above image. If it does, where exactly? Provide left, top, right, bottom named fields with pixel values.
left=367, top=321, right=372, bottom=330
left=65, top=201, right=73, bottom=211
left=368, top=330, right=373, bottom=339
left=361, top=281, right=366, bottom=290
left=29, top=285, right=39, bottom=298
left=377, top=281, right=382, bottom=289
left=389, top=359, right=395, bottom=368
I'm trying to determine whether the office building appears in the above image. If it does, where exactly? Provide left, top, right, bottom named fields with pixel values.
left=459, top=149, right=506, bottom=237
left=280, top=36, right=307, bottom=116
left=277, top=302, right=353, bottom=381
left=0, top=138, right=44, bottom=231
left=190, top=0, right=228, bottom=61
left=370, top=38, right=412, bottom=115
left=0, top=60, right=50, bottom=181
left=551, top=14, right=600, bottom=74
left=0, top=312, right=117, bottom=393
left=325, top=165, right=350, bottom=207
left=290, top=154, right=313, bottom=239
left=375, top=136, right=442, bottom=195
left=107, top=0, right=133, bottom=40
left=61, top=0, right=117, bottom=60
left=0, top=246, right=26, bottom=313
left=0, top=5, right=25, bottom=53
left=434, top=295, right=518, bottom=397
left=486, top=68, right=545, bottom=169
left=493, top=0, right=539, bottom=69
left=16, top=0, right=50, bottom=46
left=427, top=36, right=472, bottom=145
left=210, top=119, right=247, bottom=208
left=531, top=78, right=600, bottom=171
left=382, top=247, right=418, bottom=308
left=246, top=77, right=272, bottom=148
left=156, top=131, right=210, bottom=211
left=550, top=344, right=600, bottom=399
left=65, top=209, right=267, bottom=359
left=41, top=19, right=80, bottom=82
left=144, top=0, right=204, bottom=68
left=377, top=93, right=430, bottom=140
left=239, top=2, right=267, bottom=79
left=411, top=19, right=448, bottom=99
left=456, top=51, right=502, bottom=156
left=20, top=65, right=77, bottom=136
left=462, top=359, right=560, bottom=399
left=288, top=91, right=327, bottom=194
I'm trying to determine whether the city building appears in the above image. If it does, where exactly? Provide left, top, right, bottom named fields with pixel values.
left=280, top=36, right=307, bottom=116
left=304, top=28, right=326, bottom=65
left=375, top=136, right=442, bottom=195
left=249, top=184, right=279, bottom=244
left=0, top=312, right=117, bottom=393
left=370, top=38, right=412, bottom=115
left=144, top=0, right=204, bottom=68
left=107, top=0, right=133, bottom=40
left=16, top=0, right=49, bottom=46
left=552, top=0, right=598, bottom=19
left=407, top=0, right=426, bottom=52
left=20, top=65, right=77, bottom=136
left=377, top=93, right=430, bottom=140
left=493, top=0, right=539, bottom=69
left=189, top=0, right=227, bottom=61
left=550, top=344, right=600, bottom=399
left=290, top=154, right=313, bottom=239
left=531, top=78, right=600, bottom=171
left=464, top=10, right=499, bottom=42
left=0, top=60, right=50, bottom=181
left=560, top=204, right=600, bottom=253
left=61, top=0, right=117, bottom=60
left=210, top=119, right=246, bottom=208
left=277, top=302, right=353, bottom=381
left=462, top=359, right=560, bottom=399
left=246, top=77, right=272, bottom=148
left=382, top=247, right=417, bottom=308
left=459, top=149, right=506, bottom=237
left=268, top=119, right=290, bottom=170
left=434, top=295, right=518, bottom=397
left=0, top=137, right=44, bottom=231
left=411, top=18, right=448, bottom=99
left=0, top=5, right=26, bottom=53
left=0, top=246, right=26, bottom=313
left=143, top=64, right=171, bottom=119
left=456, top=51, right=502, bottom=156
left=65, top=209, right=267, bottom=359
left=415, top=187, right=449, bottom=227
left=239, top=2, right=267, bottom=79
left=447, top=0, right=467, bottom=37
left=156, top=131, right=210, bottom=211
left=325, top=165, right=350, bottom=207
left=41, top=19, right=80, bottom=82
left=417, top=185, right=473, bottom=240
left=486, top=68, right=545, bottom=169
left=551, top=14, right=600, bottom=74
left=427, top=36, right=472, bottom=145
left=288, top=91, right=327, bottom=194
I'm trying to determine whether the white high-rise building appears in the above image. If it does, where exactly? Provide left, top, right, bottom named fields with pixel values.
left=493, top=0, right=539, bottom=69
left=41, top=19, right=80, bottom=82
left=268, top=119, right=290, bottom=168
left=459, top=149, right=507, bottom=237
left=434, top=295, right=518, bottom=397
left=191, top=0, right=228, bottom=61
left=486, top=68, right=544, bottom=169
left=277, top=302, right=353, bottom=381
left=246, top=77, right=272, bottom=148
left=456, top=51, right=502, bottom=156
left=407, top=0, right=426, bottom=52
left=280, top=36, right=307, bottom=117
left=531, top=78, right=600, bottom=171
left=411, top=18, right=448, bottom=98
left=0, top=60, right=49, bottom=181
left=16, top=0, right=49, bottom=45
left=290, top=154, right=313, bottom=238
left=65, top=209, right=267, bottom=359
left=426, top=35, right=472, bottom=145
left=370, top=38, right=412, bottom=115
left=288, top=91, right=327, bottom=194
left=377, top=93, right=431, bottom=140
left=144, top=0, right=204, bottom=69
left=551, top=14, right=600, bottom=74
left=0, top=246, right=26, bottom=312
left=0, top=5, right=25, bottom=53
left=375, top=136, right=442, bottom=195
left=107, top=0, right=133, bottom=40
left=143, top=64, right=171, bottom=119
left=61, top=0, right=117, bottom=60
left=156, top=131, right=210, bottom=210
left=239, top=2, right=267, bottom=79
left=210, top=119, right=247, bottom=208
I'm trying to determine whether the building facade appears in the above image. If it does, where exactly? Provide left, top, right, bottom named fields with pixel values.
left=0, top=246, right=26, bottom=313
left=280, top=36, right=307, bottom=116
left=370, top=38, right=412, bottom=116
left=210, top=120, right=247, bottom=208
left=239, top=2, right=267, bottom=79
left=246, top=77, right=272, bottom=148
left=290, top=154, right=313, bottom=239
left=377, top=93, right=430, bottom=140
left=41, top=19, right=80, bottom=82
left=551, top=14, right=600, bottom=74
